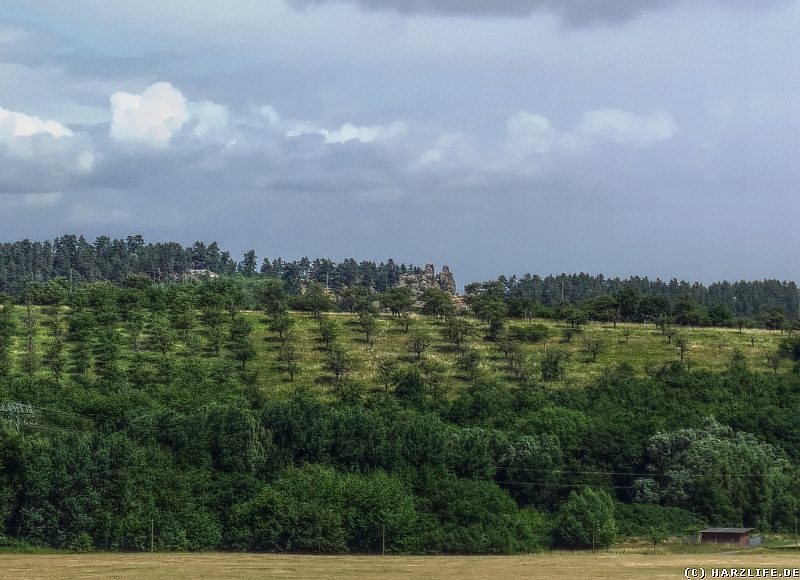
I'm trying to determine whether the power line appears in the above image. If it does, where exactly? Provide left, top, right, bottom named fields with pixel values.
left=494, top=466, right=783, bottom=478
left=495, top=480, right=638, bottom=489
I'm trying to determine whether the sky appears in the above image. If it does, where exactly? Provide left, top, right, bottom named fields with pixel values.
left=1, top=0, right=799, bottom=286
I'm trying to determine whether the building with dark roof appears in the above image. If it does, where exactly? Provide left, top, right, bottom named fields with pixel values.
left=699, top=528, right=755, bottom=546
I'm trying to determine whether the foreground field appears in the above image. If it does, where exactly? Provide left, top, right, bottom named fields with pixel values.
left=4, top=552, right=800, bottom=580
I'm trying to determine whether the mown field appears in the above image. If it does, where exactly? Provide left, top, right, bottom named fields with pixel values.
left=4, top=550, right=800, bottom=579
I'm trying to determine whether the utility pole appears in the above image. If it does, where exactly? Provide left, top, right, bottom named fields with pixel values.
left=382, top=524, right=385, bottom=556
left=150, top=518, right=154, bottom=553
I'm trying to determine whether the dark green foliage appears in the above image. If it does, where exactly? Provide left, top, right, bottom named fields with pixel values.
left=145, top=314, right=175, bottom=356
left=326, top=343, right=355, bottom=383
left=298, top=284, right=335, bottom=320
left=231, top=465, right=417, bottom=553
left=554, top=488, right=616, bottom=549
left=357, top=312, right=378, bottom=346
left=0, top=268, right=800, bottom=556
left=318, top=316, right=339, bottom=349
left=501, top=272, right=799, bottom=325
left=442, top=316, right=471, bottom=352
left=614, top=503, right=706, bottom=538
left=390, top=365, right=422, bottom=401
left=415, top=470, right=548, bottom=553
left=511, top=323, right=549, bottom=343
left=500, top=434, right=564, bottom=508
left=407, top=328, right=431, bottom=360
left=227, top=315, right=256, bottom=371
left=779, top=336, right=800, bottom=371
left=0, top=296, right=16, bottom=381
left=420, top=288, right=454, bottom=319
left=380, top=286, right=414, bottom=317
left=42, top=305, right=67, bottom=385
left=541, top=350, right=568, bottom=381
left=457, top=347, right=481, bottom=380
left=269, top=311, right=293, bottom=342
left=633, top=418, right=796, bottom=529
left=278, top=341, right=300, bottom=380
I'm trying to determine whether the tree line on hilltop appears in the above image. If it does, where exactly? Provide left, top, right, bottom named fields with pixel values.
left=1, top=235, right=799, bottom=332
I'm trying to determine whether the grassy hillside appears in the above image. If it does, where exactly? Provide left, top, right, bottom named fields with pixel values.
left=7, top=307, right=790, bottom=398
left=242, top=311, right=788, bottom=396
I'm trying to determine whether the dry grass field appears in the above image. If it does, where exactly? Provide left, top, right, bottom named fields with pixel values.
left=3, top=551, right=800, bottom=580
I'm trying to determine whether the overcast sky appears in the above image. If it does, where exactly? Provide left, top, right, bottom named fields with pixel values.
left=1, top=1, right=799, bottom=285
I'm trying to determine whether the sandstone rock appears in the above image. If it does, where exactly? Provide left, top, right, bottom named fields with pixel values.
left=397, top=264, right=457, bottom=297
left=437, top=265, right=456, bottom=295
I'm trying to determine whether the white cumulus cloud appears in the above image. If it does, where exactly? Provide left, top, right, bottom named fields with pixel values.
left=0, top=104, right=94, bottom=189
left=110, top=82, right=229, bottom=147
left=110, top=82, right=191, bottom=147
left=321, top=121, right=406, bottom=144
left=409, top=132, right=474, bottom=172
left=576, top=108, right=677, bottom=147
left=259, top=104, right=404, bottom=145
left=506, top=112, right=557, bottom=155
left=0, top=106, right=73, bottom=140
left=191, top=100, right=229, bottom=137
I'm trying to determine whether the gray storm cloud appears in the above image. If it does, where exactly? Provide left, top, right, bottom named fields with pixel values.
left=287, top=0, right=790, bottom=25
left=0, top=0, right=799, bottom=284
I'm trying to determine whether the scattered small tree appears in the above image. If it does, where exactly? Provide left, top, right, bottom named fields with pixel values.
left=305, top=284, right=334, bottom=320
left=561, top=327, right=579, bottom=344
left=458, top=347, right=481, bottom=380
left=318, top=316, right=340, bottom=350
left=43, top=304, right=67, bottom=386
left=228, top=314, right=256, bottom=371
left=269, top=312, right=294, bottom=343
left=397, top=313, right=413, bottom=333
left=358, top=313, right=378, bottom=347
left=279, top=341, right=300, bottom=381
left=408, top=328, right=431, bottom=360
left=442, top=316, right=471, bottom=353
left=420, top=288, right=454, bottom=319
left=20, top=304, right=38, bottom=377
left=380, top=287, right=415, bottom=317
left=674, top=335, right=689, bottom=363
left=582, top=337, right=605, bottom=363
left=0, top=297, right=17, bottom=381
left=646, top=526, right=666, bottom=554
left=326, top=343, right=355, bottom=383
left=541, top=350, right=568, bottom=381
left=376, top=358, right=398, bottom=393
left=764, top=351, right=781, bottom=375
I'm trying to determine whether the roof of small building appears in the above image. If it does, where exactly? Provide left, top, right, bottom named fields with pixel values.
left=699, top=527, right=755, bottom=534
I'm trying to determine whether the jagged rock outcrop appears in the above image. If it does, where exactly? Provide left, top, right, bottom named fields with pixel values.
left=438, top=265, right=456, bottom=295
left=398, top=264, right=457, bottom=296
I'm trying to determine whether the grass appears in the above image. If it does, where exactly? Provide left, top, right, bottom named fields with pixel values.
left=243, top=311, right=789, bottom=397
left=10, top=307, right=791, bottom=401
left=3, top=550, right=800, bottom=579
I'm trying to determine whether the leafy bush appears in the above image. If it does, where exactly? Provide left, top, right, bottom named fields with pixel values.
left=614, top=503, right=706, bottom=538
left=511, top=324, right=550, bottom=343
left=554, top=488, right=616, bottom=549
